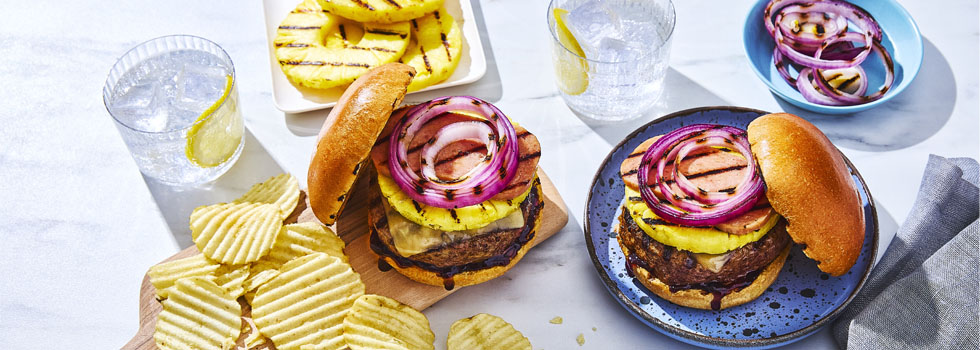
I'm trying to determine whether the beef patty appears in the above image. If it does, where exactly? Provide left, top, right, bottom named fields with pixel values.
left=617, top=208, right=790, bottom=286
left=368, top=176, right=543, bottom=270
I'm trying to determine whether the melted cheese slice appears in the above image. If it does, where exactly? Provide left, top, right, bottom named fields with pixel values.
left=383, top=200, right=525, bottom=257
left=624, top=186, right=780, bottom=254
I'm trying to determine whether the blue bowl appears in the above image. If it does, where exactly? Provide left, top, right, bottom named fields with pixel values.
left=584, top=107, right=879, bottom=349
left=743, top=0, right=923, bottom=114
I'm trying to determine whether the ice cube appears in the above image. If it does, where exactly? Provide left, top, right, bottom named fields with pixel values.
left=565, top=0, right=624, bottom=58
left=112, top=82, right=156, bottom=112
left=111, top=82, right=170, bottom=132
left=595, top=37, right=630, bottom=62
left=174, top=63, right=228, bottom=113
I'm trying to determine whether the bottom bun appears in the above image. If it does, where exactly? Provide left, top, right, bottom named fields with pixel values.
left=618, top=231, right=790, bottom=310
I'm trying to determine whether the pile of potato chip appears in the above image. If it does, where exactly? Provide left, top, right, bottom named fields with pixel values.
left=148, top=173, right=532, bottom=350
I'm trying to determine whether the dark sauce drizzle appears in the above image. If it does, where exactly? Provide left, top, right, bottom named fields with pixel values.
left=370, top=181, right=542, bottom=290
left=625, top=249, right=764, bottom=311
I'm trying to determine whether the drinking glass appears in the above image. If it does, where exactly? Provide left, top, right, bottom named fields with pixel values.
left=548, top=0, right=676, bottom=122
left=103, top=35, right=244, bottom=186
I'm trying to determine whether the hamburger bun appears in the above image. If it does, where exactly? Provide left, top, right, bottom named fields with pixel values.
left=747, top=113, right=864, bottom=276
left=308, top=63, right=415, bottom=225
left=617, top=227, right=790, bottom=311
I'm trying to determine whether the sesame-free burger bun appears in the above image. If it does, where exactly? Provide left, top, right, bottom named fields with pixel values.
left=308, top=63, right=415, bottom=225
left=747, top=113, right=864, bottom=276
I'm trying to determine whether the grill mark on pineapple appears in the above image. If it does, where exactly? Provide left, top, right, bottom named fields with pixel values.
left=280, top=61, right=371, bottom=68
left=279, top=25, right=322, bottom=30
left=383, top=0, right=403, bottom=9
left=339, top=24, right=348, bottom=47
left=290, top=9, right=331, bottom=13
left=433, top=11, right=453, bottom=61
left=410, top=20, right=433, bottom=74
left=275, top=43, right=312, bottom=48
left=349, top=46, right=397, bottom=53
left=366, top=29, right=408, bottom=39
left=351, top=0, right=376, bottom=11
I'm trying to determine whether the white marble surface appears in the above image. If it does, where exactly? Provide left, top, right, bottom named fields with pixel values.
left=0, top=0, right=976, bottom=349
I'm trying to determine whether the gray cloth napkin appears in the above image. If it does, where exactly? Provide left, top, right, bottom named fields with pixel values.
left=832, top=155, right=979, bottom=349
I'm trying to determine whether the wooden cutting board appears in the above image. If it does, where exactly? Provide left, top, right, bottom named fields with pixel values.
left=122, top=169, right=568, bottom=350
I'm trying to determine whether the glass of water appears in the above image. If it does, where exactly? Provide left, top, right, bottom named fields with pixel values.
left=548, top=0, right=676, bottom=122
left=103, top=35, right=244, bottom=186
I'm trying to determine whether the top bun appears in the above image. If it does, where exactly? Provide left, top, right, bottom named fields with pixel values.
left=747, top=113, right=864, bottom=276
left=308, top=63, right=416, bottom=225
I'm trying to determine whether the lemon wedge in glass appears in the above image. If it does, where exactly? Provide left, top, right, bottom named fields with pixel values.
left=185, top=75, right=243, bottom=168
left=553, top=8, right=589, bottom=95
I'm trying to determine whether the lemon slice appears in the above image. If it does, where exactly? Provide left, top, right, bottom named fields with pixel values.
left=186, top=75, right=243, bottom=168
left=553, top=8, right=589, bottom=95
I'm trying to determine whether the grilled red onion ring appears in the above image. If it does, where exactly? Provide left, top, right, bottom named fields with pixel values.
left=777, top=9, right=848, bottom=49
left=637, top=124, right=765, bottom=226
left=388, top=96, right=519, bottom=209
left=774, top=17, right=871, bottom=69
left=813, top=39, right=894, bottom=104
left=764, top=0, right=893, bottom=106
left=764, top=0, right=881, bottom=42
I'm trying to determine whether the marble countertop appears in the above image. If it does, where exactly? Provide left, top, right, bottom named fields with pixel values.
left=1, top=0, right=976, bottom=349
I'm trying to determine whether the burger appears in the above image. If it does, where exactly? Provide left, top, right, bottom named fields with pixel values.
left=615, top=113, right=864, bottom=310
left=308, top=63, right=544, bottom=290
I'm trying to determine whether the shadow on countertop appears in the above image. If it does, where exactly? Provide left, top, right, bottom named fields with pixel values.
left=142, top=128, right=286, bottom=248
left=775, top=37, right=955, bottom=152
left=578, top=67, right=730, bottom=146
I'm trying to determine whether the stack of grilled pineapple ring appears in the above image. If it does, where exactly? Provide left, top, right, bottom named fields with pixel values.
left=275, top=0, right=462, bottom=92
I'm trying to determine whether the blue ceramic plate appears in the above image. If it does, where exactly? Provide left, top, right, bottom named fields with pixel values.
left=743, top=0, right=922, bottom=114
left=584, top=107, right=879, bottom=349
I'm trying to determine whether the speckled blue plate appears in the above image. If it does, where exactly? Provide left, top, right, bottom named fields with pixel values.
left=743, top=0, right=922, bottom=114
left=584, top=107, right=878, bottom=349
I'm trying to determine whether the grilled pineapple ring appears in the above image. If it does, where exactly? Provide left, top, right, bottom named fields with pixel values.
left=378, top=174, right=533, bottom=232
left=401, top=7, right=463, bottom=92
left=275, top=0, right=411, bottom=89
left=317, top=0, right=444, bottom=23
